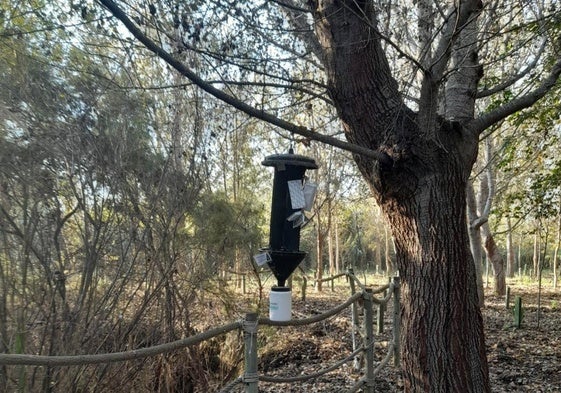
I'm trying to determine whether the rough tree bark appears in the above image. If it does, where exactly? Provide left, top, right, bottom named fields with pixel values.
left=310, top=1, right=489, bottom=391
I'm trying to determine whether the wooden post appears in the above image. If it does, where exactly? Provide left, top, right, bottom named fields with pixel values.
left=301, top=274, right=307, bottom=302
left=505, top=286, right=510, bottom=310
left=348, top=268, right=361, bottom=371
left=363, top=288, right=375, bottom=393
left=392, top=276, right=401, bottom=368
left=513, top=296, right=523, bottom=328
left=242, top=273, right=246, bottom=295
left=243, top=313, right=259, bottom=393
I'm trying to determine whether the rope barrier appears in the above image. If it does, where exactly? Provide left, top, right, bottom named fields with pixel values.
left=259, top=346, right=364, bottom=383
left=372, top=282, right=395, bottom=306
left=314, top=272, right=347, bottom=283
left=242, top=372, right=259, bottom=383
left=259, top=291, right=363, bottom=326
left=0, top=273, right=400, bottom=392
left=370, top=282, right=391, bottom=295
left=372, top=341, right=395, bottom=377
left=217, top=376, right=242, bottom=393
left=242, top=318, right=258, bottom=335
left=0, top=321, right=242, bottom=366
left=346, top=273, right=367, bottom=291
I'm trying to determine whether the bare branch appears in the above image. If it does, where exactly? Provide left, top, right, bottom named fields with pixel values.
left=477, top=40, right=547, bottom=98
left=96, top=0, right=390, bottom=163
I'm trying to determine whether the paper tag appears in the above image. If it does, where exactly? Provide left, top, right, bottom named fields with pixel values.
left=288, top=180, right=305, bottom=209
left=287, top=211, right=306, bottom=228
left=253, top=252, right=271, bottom=266
left=303, top=182, right=317, bottom=212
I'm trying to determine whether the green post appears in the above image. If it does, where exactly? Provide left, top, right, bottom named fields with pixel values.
left=363, top=288, right=375, bottom=393
left=513, top=296, right=523, bottom=328
left=243, top=312, right=259, bottom=393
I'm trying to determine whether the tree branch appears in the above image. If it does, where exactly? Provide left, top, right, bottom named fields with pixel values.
left=470, top=59, right=561, bottom=135
left=477, top=40, right=547, bottom=99
left=96, top=0, right=389, bottom=163
left=428, top=0, right=483, bottom=83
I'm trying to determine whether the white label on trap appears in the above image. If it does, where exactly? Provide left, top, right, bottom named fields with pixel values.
left=288, top=180, right=305, bottom=209
left=253, top=252, right=271, bottom=266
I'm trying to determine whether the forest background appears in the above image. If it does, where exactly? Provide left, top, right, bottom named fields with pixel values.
left=1, top=0, right=560, bottom=392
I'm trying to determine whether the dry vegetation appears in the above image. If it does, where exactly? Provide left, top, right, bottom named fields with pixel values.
left=4, top=275, right=560, bottom=392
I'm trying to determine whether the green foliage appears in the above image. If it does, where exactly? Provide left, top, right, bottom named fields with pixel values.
left=191, top=192, right=265, bottom=262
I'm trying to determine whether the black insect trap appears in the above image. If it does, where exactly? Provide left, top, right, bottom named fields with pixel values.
left=255, top=149, right=317, bottom=321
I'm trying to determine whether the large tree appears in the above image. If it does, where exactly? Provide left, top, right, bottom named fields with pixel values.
left=85, top=0, right=561, bottom=391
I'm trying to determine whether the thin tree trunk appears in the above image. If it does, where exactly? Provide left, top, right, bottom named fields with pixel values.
left=375, top=244, right=381, bottom=275
left=315, top=221, right=324, bottom=292
left=384, top=226, right=393, bottom=275
left=481, top=223, right=506, bottom=296
left=553, top=200, right=561, bottom=289
left=467, top=182, right=485, bottom=307
left=533, top=230, right=540, bottom=278
left=335, top=219, right=341, bottom=274
left=327, top=199, right=335, bottom=277
left=506, top=218, right=516, bottom=278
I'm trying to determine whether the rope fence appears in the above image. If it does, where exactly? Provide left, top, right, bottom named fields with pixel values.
left=0, top=272, right=401, bottom=393
left=0, top=321, right=242, bottom=367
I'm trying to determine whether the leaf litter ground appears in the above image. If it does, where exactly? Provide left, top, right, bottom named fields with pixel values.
left=247, top=281, right=561, bottom=392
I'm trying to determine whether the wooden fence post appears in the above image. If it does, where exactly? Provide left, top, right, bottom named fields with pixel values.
left=377, top=282, right=388, bottom=334
left=301, top=274, right=307, bottom=302
left=348, top=268, right=361, bottom=371
left=392, top=276, right=401, bottom=368
left=243, top=312, right=259, bottom=393
left=505, top=286, right=510, bottom=309
left=363, top=288, right=375, bottom=393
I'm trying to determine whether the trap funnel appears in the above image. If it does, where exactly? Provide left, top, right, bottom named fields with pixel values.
left=262, top=149, right=318, bottom=287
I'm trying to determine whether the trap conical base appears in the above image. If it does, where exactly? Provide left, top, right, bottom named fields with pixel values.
left=267, top=250, right=306, bottom=287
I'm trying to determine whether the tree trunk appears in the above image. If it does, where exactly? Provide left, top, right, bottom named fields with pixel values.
left=533, top=231, right=540, bottom=278
left=384, top=226, right=394, bottom=275
left=381, top=161, right=489, bottom=392
left=335, top=219, right=341, bottom=274
left=467, top=181, right=485, bottom=308
left=327, top=199, right=335, bottom=276
left=481, top=223, right=506, bottom=296
left=553, top=200, right=561, bottom=289
left=310, top=1, right=489, bottom=391
left=315, top=219, right=324, bottom=292
left=506, top=218, right=516, bottom=278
